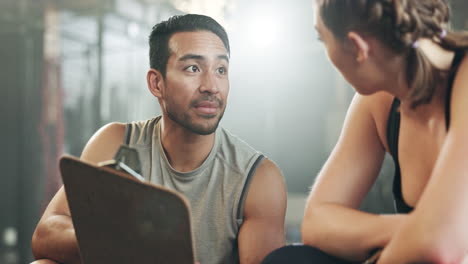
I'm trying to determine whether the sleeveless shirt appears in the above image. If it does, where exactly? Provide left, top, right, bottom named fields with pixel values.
left=125, top=116, right=264, bottom=264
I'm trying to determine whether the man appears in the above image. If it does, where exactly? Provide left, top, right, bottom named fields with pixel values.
left=31, top=14, right=286, bottom=264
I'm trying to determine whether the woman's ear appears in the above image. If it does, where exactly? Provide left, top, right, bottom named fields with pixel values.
left=147, top=69, right=164, bottom=99
left=347, top=31, right=370, bottom=63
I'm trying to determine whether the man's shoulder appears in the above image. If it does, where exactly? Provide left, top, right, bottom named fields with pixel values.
left=81, top=122, right=127, bottom=164
left=217, top=126, right=260, bottom=155
left=126, top=116, right=162, bottom=146
left=128, top=116, right=162, bottom=130
left=215, top=127, right=263, bottom=175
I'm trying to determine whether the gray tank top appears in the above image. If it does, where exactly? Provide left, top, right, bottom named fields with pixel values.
left=124, top=117, right=264, bottom=264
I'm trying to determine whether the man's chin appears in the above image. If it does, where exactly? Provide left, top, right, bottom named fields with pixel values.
left=197, top=113, right=218, bottom=119
left=167, top=110, right=223, bottom=135
left=188, top=122, right=219, bottom=135
left=193, top=130, right=216, bottom=136
left=191, top=112, right=224, bottom=134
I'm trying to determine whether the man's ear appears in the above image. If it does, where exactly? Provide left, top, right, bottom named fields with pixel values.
left=147, top=69, right=164, bottom=99
left=347, top=31, right=370, bottom=63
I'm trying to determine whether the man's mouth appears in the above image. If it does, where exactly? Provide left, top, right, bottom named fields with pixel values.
left=194, top=101, right=219, bottom=115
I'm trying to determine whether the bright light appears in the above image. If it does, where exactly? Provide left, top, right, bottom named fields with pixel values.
left=172, top=0, right=235, bottom=26
left=127, top=22, right=140, bottom=38
left=246, top=14, right=282, bottom=51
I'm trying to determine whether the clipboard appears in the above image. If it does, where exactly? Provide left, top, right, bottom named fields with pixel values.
left=59, top=155, right=195, bottom=264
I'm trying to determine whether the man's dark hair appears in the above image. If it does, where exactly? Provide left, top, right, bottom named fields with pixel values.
left=149, top=14, right=230, bottom=77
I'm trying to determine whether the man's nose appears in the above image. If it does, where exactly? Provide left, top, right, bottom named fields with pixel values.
left=199, top=72, right=219, bottom=94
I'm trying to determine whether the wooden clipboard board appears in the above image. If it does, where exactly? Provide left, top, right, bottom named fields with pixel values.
left=59, top=155, right=195, bottom=264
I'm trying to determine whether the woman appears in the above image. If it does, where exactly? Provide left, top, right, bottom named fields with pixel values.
left=263, top=0, right=468, bottom=263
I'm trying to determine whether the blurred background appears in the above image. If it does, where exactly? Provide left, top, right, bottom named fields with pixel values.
left=1, top=0, right=467, bottom=262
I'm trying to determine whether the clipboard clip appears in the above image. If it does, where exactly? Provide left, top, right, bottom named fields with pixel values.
left=97, top=145, right=145, bottom=181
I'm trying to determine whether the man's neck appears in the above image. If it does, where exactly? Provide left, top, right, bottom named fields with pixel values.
left=160, top=117, right=216, bottom=173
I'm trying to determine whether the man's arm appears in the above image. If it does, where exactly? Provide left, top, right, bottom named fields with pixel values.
left=31, top=123, right=126, bottom=263
left=237, top=158, right=287, bottom=264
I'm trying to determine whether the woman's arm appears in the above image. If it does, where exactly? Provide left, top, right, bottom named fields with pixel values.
left=302, top=92, right=407, bottom=262
left=378, top=55, right=468, bottom=264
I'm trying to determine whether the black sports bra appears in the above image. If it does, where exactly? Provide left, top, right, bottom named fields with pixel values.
left=386, top=49, right=465, bottom=213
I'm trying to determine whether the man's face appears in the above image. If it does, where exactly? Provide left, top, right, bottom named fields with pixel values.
left=161, top=31, right=230, bottom=135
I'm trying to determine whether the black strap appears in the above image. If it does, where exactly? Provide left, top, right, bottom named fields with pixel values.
left=386, top=99, right=400, bottom=160
left=387, top=99, right=413, bottom=213
left=386, top=99, right=411, bottom=213
left=445, top=49, right=465, bottom=129
left=124, top=124, right=132, bottom=145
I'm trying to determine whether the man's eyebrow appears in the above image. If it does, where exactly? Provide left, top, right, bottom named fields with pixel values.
left=218, top=55, right=229, bottom=63
left=179, top=54, right=204, bottom=62
left=178, top=54, right=230, bottom=63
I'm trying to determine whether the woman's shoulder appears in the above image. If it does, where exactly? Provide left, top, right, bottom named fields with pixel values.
left=356, top=91, right=395, bottom=152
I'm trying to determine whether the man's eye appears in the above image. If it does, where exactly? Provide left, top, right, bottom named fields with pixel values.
left=217, top=67, right=227, bottom=75
left=185, top=65, right=200, bottom=72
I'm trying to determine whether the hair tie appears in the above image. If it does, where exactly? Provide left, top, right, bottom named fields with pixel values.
left=412, top=40, right=419, bottom=49
left=440, top=29, right=447, bottom=39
